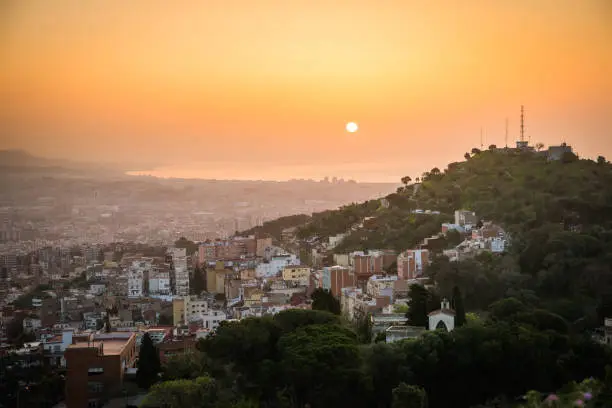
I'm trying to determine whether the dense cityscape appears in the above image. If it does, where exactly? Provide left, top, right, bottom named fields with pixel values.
left=3, top=138, right=612, bottom=407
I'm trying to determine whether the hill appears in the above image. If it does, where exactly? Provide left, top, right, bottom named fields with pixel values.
left=252, top=148, right=612, bottom=320
left=251, top=148, right=611, bottom=249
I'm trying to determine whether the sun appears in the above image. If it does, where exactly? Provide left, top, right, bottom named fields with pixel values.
left=346, top=122, right=358, bottom=133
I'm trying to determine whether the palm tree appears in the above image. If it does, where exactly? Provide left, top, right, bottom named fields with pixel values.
left=535, top=142, right=545, bottom=152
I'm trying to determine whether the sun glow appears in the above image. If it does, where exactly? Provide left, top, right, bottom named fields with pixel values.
left=346, top=122, right=358, bottom=133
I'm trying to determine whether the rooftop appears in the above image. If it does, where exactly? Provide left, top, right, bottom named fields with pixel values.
left=68, top=334, right=134, bottom=356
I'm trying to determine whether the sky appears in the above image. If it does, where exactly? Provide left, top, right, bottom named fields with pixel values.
left=1, top=0, right=611, bottom=182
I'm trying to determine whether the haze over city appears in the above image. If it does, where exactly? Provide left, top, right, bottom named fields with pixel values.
left=2, top=0, right=612, bottom=181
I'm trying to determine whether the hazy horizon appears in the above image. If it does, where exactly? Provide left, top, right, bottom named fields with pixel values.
left=2, top=0, right=611, bottom=181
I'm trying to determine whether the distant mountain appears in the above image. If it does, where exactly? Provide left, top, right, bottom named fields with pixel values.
left=0, top=149, right=138, bottom=175
left=0, top=149, right=68, bottom=168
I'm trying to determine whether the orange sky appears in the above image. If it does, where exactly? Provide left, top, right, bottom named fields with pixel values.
left=1, top=0, right=611, bottom=182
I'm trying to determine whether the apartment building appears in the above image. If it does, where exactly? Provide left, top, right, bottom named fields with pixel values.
left=397, top=249, right=430, bottom=280
left=366, top=275, right=397, bottom=300
left=256, top=254, right=300, bottom=278
left=127, top=259, right=152, bottom=298
left=340, top=286, right=391, bottom=321
left=454, top=210, right=479, bottom=227
left=168, top=248, right=189, bottom=296
left=149, top=264, right=171, bottom=296
left=322, top=265, right=355, bottom=298
left=348, top=250, right=395, bottom=280
left=197, top=236, right=258, bottom=263
left=64, top=333, right=137, bottom=408
left=282, top=265, right=310, bottom=286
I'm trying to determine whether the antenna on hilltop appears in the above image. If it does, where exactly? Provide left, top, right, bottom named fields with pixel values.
left=480, top=127, right=484, bottom=149
left=520, top=105, right=525, bottom=142
left=505, top=118, right=509, bottom=148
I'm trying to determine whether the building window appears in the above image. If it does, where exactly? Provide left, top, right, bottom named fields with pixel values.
left=88, top=382, right=104, bottom=393
left=88, top=367, right=104, bottom=375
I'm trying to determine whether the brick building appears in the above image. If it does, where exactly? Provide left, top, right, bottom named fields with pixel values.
left=64, top=333, right=137, bottom=408
left=322, top=266, right=355, bottom=297
left=397, top=249, right=430, bottom=280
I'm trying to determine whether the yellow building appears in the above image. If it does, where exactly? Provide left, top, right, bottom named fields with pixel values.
left=172, top=297, right=186, bottom=326
left=206, top=268, right=235, bottom=294
left=244, top=287, right=264, bottom=306
left=282, top=266, right=311, bottom=285
left=206, top=269, right=217, bottom=293
left=215, top=270, right=234, bottom=294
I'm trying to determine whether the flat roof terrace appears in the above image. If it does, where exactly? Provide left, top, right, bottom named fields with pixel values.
left=69, top=337, right=133, bottom=356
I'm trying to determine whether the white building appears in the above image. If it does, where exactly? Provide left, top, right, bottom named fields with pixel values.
left=428, top=299, right=455, bottom=332
left=169, top=248, right=189, bottom=296
left=255, top=254, right=300, bottom=278
left=187, top=298, right=208, bottom=319
left=366, top=275, right=397, bottom=300
left=189, top=310, right=227, bottom=330
left=89, top=284, right=106, bottom=296
left=454, top=210, right=478, bottom=227
left=489, top=237, right=506, bottom=253
left=23, top=317, right=42, bottom=332
left=127, top=260, right=149, bottom=298
left=149, top=267, right=171, bottom=296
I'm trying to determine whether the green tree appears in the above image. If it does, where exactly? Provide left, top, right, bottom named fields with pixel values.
left=174, top=237, right=199, bottom=256
left=597, top=155, right=607, bottom=165
left=488, top=297, right=529, bottom=322
left=158, top=314, right=173, bottom=325
left=273, top=308, right=340, bottom=333
left=141, top=376, right=217, bottom=408
left=278, top=324, right=365, bottom=408
left=406, top=284, right=430, bottom=327
left=190, top=266, right=205, bottom=295
left=104, top=313, right=112, bottom=333
left=452, top=286, right=466, bottom=327
left=392, top=383, right=428, bottom=408
left=162, top=351, right=211, bottom=381
left=137, top=333, right=161, bottom=389
left=310, top=288, right=341, bottom=315
left=354, top=313, right=373, bottom=344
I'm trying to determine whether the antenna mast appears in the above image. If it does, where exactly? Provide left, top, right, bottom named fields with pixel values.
left=505, top=118, right=509, bottom=148
left=520, top=105, right=525, bottom=142
left=480, top=127, right=484, bottom=149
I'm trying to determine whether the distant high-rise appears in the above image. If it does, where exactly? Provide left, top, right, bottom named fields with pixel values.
left=169, top=247, right=189, bottom=296
left=0, top=266, right=8, bottom=304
